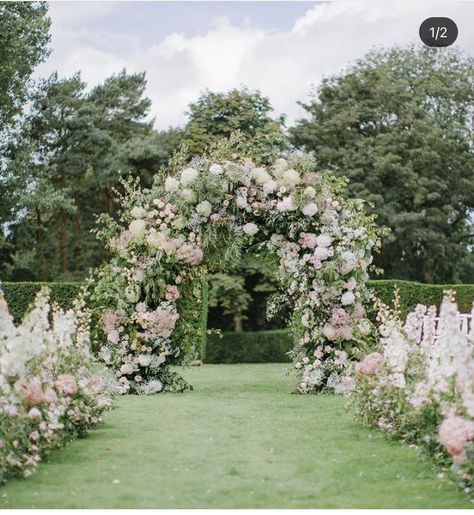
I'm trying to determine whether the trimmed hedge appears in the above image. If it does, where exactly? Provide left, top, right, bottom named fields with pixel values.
left=206, top=329, right=293, bottom=363
left=370, top=280, right=474, bottom=318
left=2, top=282, right=83, bottom=322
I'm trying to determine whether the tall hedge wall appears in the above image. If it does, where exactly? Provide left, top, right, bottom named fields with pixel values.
left=2, top=282, right=83, bottom=322
left=2, top=278, right=474, bottom=326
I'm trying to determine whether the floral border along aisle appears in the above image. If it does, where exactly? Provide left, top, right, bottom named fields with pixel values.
left=0, top=289, right=116, bottom=481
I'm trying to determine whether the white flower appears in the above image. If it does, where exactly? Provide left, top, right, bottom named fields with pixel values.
left=340, top=250, right=356, bottom=275
left=130, top=206, right=147, bottom=219
left=273, top=158, right=289, bottom=178
left=277, top=196, right=297, bottom=212
left=196, top=200, right=212, bottom=218
left=302, top=203, right=318, bottom=217
left=316, top=234, right=332, bottom=248
left=304, top=186, right=316, bottom=198
left=236, top=196, right=248, bottom=209
left=357, top=319, right=372, bottom=336
left=28, top=407, right=42, bottom=419
left=262, top=180, right=277, bottom=194
left=282, top=169, right=300, bottom=188
left=251, top=167, right=271, bottom=185
left=165, top=177, right=180, bottom=192
left=243, top=223, right=258, bottom=236
left=180, top=188, right=196, bottom=203
left=323, top=324, right=336, bottom=340
left=125, top=285, right=139, bottom=303
left=341, top=291, right=355, bottom=305
left=120, top=363, right=135, bottom=375
left=129, top=219, right=147, bottom=241
left=146, top=230, right=166, bottom=250
left=209, top=164, right=223, bottom=175
left=138, top=354, right=152, bottom=367
left=180, top=167, right=198, bottom=186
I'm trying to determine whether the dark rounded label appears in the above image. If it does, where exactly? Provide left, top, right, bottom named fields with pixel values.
left=419, top=17, right=458, bottom=47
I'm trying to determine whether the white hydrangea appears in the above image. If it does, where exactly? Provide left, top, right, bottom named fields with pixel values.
left=129, top=219, right=147, bottom=241
left=209, top=164, right=223, bottom=175
left=243, top=223, right=259, bottom=236
left=282, top=169, right=301, bottom=188
left=138, top=354, right=152, bottom=367
left=180, top=188, right=196, bottom=203
left=251, top=167, right=272, bottom=185
left=196, top=200, right=212, bottom=218
left=165, top=177, right=180, bottom=192
left=302, top=203, right=318, bottom=217
left=180, top=167, right=198, bottom=186
left=340, top=250, right=357, bottom=275
left=130, top=206, right=147, bottom=219
left=341, top=291, right=355, bottom=305
left=262, top=180, right=277, bottom=194
left=304, top=186, right=316, bottom=198
left=273, top=158, right=289, bottom=179
left=316, top=234, right=332, bottom=248
left=146, top=230, right=166, bottom=250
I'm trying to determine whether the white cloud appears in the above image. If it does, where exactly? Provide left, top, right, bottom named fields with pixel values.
left=37, top=1, right=474, bottom=129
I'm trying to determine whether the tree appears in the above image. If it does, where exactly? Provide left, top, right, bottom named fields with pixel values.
left=182, top=87, right=287, bottom=163
left=2, top=70, right=161, bottom=280
left=290, top=46, right=474, bottom=283
left=0, top=2, right=50, bottom=128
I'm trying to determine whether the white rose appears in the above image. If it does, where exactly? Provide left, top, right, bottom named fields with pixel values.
left=304, top=186, right=316, bottom=198
left=302, top=203, right=318, bottom=217
left=282, top=169, right=300, bottom=188
left=180, top=167, right=198, bottom=186
left=341, top=291, right=355, bottom=305
left=322, top=324, right=336, bottom=340
left=340, top=251, right=356, bottom=275
left=316, top=234, right=332, bottom=248
left=130, top=206, right=147, bottom=219
left=181, top=188, right=196, bottom=203
left=129, top=219, right=147, bottom=241
left=251, top=167, right=271, bottom=185
left=209, top=164, right=223, bottom=175
left=196, top=200, right=212, bottom=218
left=165, top=177, right=180, bottom=192
left=243, top=223, right=258, bottom=236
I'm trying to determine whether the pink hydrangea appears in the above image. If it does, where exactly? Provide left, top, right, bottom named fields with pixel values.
left=299, top=232, right=318, bottom=249
left=176, top=243, right=203, bottom=266
left=55, top=374, right=78, bottom=395
left=102, top=310, right=124, bottom=334
left=439, top=416, right=474, bottom=464
left=165, top=285, right=180, bottom=302
left=16, top=378, right=43, bottom=405
left=355, top=352, right=384, bottom=376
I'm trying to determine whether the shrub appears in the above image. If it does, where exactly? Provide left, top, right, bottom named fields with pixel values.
left=205, top=329, right=293, bottom=363
left=0, top=288, right=116, bottom=481
left=2, top=282, right=82, bottom=322
left=370, top=280, right=474, bottom=317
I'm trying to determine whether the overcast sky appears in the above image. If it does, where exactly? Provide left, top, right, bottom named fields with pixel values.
left=37, top=1, right=474, bottom=130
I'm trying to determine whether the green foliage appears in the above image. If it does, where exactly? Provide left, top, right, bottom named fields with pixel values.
left=370, top=279, right=474, bottom=318
left=206, top=330, right=293, bottom=363
left=182, top=87, right=288, bottom=163
left=291, top=46, right=474, bottom=283
left=2, top=282, right=83, bottom=322
left=0, top=2, right=50, bottom=128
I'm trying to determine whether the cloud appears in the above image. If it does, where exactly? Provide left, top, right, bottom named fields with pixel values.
left=36, top=1, right=474, bottom=129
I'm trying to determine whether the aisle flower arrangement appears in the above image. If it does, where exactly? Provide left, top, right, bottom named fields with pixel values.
left=0, top=289, right=115, bottom=480
left=90, top=147, right=382, bottom=394
left=350, top=290, right=474, bottom=491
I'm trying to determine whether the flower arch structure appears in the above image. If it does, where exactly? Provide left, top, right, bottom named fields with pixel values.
left=91, top=154, right=381, bottom=395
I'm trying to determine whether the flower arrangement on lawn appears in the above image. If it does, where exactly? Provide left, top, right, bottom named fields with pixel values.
left=0, top=289, right=115, bottom=481
left=350, top=290, right=474, bottom=492
left=90, top=145, right=382, bottom=394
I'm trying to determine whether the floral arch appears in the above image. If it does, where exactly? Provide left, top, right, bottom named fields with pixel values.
left=90, top=152, right=381, bottom=395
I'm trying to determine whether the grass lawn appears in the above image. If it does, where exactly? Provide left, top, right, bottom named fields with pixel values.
left=2, top=363, right=472, bottom=508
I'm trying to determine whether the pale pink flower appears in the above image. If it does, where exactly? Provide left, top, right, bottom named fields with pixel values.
left=439, top=416, right=474, bottom=464
left=55, top=374, right=78, bottom=395
left=16, top=378, right=43, bottom=405
left=165, top=285, right=180, bottom=302
left=355, top=352, right=384, bottom=376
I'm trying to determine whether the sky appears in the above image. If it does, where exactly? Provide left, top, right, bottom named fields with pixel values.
left=37, top=1, right=474, bottom=130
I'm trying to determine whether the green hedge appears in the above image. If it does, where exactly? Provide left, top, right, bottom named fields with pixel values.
left=2, top=282, right=83, bottom=322
left=370, top=280, right=474, bottom=318
left=206, top=329, right=293, bottom=363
